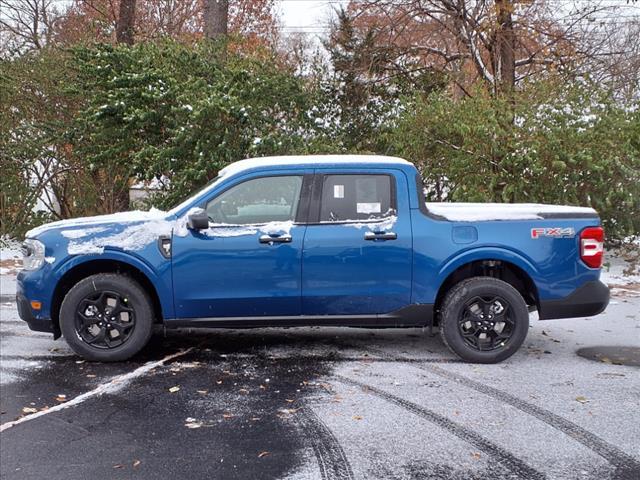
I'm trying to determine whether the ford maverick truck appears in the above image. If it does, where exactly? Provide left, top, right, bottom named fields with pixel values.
left=17, top=155, right=609, bottom=363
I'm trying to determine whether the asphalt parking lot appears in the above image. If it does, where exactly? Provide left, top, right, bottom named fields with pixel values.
left=1, top=286, right=639, bottom=480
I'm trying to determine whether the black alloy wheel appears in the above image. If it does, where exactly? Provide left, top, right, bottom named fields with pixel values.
left=440, top=277, right=530, bottom=364
left=75, top=290, right=136, bottom=349
left=458, top=295, right=514, bottom=351
left=60, top=273, right=154, bottom=362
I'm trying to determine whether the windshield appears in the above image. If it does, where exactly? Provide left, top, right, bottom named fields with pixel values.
left=168, top=175, right=224, bottom=216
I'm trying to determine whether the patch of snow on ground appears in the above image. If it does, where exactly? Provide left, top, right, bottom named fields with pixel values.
left=0, top=273, right=17, bottom=297
left=601, top=252, right=640, bottom=287
left=426, top=202, right=596, bottom=221
left=0, top=237, right=22, bottom=261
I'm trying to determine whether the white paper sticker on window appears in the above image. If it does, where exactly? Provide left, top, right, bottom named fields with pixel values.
left=357, top=202, right=381, bottom=214
left=334, top=185, right=344, bottom=199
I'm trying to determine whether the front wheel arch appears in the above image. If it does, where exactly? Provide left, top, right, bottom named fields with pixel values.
left=51, top=259, right=164, bottom=330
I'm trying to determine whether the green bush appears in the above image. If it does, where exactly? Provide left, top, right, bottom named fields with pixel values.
left=69, top=41, right=318, bottom=209
left=391, top=82, right=640, bottom=242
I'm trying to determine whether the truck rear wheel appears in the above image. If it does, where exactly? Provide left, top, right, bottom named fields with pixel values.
left=439, top=277, right=529, bottom=363
left=59, top=273, right=154, bottom=362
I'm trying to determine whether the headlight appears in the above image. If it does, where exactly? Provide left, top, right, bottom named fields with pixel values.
left=22, top=239, right=46, bottom=270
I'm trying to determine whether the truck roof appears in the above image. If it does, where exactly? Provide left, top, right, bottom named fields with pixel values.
left=218, top=155, right=413, bottom=178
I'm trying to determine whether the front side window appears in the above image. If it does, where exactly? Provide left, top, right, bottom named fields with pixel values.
left=320, top=174, right=394, bottom=222
left=206, top=175, right=303, bottom=225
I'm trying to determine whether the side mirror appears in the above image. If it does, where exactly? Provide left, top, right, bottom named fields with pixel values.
left=187, top=211, right=209, bottom=230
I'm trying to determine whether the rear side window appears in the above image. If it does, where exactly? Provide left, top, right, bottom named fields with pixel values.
left=320, top=174, right=394, bottom=222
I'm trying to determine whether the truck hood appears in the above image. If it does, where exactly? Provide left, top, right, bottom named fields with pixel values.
left=26, top=209, right=170, bottom=239
left=425, top=203, right=598, bottom=222
left=25, top=209, right=177, bottom=256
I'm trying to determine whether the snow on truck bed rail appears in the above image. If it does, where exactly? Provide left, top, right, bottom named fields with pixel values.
left=425, top=203, right=597, bottom=221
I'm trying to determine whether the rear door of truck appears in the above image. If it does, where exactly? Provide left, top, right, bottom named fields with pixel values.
left=301, top=169, right=413, bottom=316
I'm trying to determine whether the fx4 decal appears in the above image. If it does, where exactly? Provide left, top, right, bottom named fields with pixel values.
left=531, top=227, right=575, bottom=239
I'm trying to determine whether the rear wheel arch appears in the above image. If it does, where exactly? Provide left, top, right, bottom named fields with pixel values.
left=434, top=259, right=539, bottom=322
left=51, top=259, right=163, bottom=329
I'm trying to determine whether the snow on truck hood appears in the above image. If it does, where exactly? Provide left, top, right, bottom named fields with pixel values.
left=26, top=209, right=168, bottom=238
left=426, top=203, right=598, bottom=222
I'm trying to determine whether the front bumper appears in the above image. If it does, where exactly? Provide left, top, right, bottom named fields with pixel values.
left=538, top=280, right=610, bottom=320
left=16, top=293, right=60, bottom=338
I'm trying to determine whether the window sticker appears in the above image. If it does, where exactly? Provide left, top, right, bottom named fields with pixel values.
left=333, top=185, right=344, bottom=199
left=357, top=202, right=381, bottom=214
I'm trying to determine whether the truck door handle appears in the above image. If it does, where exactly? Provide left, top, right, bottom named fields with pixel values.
left=364, top=231, right=397, bottom=241
left=259, top=234, right=292, bottom=244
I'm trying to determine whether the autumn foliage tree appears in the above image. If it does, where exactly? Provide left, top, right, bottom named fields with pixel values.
left=54, top=0, right=278, bottom=48
left=340, top=0, right=630, bottom=97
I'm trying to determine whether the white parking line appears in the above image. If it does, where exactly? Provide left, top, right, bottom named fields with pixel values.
left=0, top=348, right=193, bottom=433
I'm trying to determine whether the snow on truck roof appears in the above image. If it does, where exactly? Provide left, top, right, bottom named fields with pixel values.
left=218, top=155, right=412, bottom=177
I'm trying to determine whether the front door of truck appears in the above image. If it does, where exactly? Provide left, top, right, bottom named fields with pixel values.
left=172, top=172, right=311, bottom=319
left=301, top=170, right=412, bottom=315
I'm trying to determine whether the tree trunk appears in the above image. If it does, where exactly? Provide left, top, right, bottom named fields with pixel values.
left=494, top=0, right=516, bottom=94
left=116, top=0, right=137, bottom=45
left=203, top=0, right=229, bottom=39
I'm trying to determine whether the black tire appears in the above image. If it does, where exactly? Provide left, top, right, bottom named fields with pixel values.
left=59, top=273, right=154, bottom=362
left=439, top=277, right=529, bottom=364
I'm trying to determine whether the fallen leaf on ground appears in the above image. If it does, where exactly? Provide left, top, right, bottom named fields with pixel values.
left=168, top=386, right=180, bottom=393
left=113, top=464, right=124, bottom=469
left=352, top=415, right=363, bottom=420
left=472, top=452, right=481, bottom=460
left=575, top=396, right=589, bottom=404
left=258, top=451, right=270, bottom=458
left=22, top=407, right=37, bottom=414
left=279, top=408, right=299, bottom=415
left=133, top=460, right=141, bottom=467
left=285, top=399, right=295, bottom=403
left=222, top=413, right=234, bottom=419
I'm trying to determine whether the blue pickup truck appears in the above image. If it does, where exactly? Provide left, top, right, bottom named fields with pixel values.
left=17, top=155, right=609, bottom=363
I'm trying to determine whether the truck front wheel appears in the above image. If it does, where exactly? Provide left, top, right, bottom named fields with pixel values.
left=59, top=273, right=154, bottom=362
left=440, top=277, right=529, bottom=363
